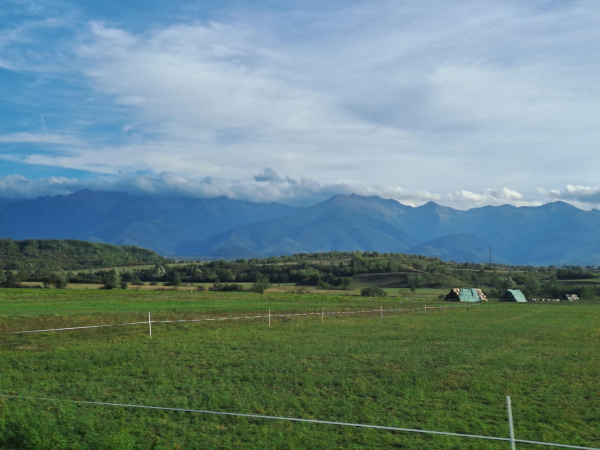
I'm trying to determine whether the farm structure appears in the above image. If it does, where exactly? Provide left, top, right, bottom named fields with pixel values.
left=560, top=293, right=579, bottom=301
left=500, top=289, right=527, bottom=303
left=444, top=288, right=487, bottom=302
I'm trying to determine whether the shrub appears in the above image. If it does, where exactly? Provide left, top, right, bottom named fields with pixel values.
left=209, top=283, right=245, bottom=292
left=53, top=273, right=68, bottom=289
left=250, top=274, right=270, bottom=294
left=101, top=268, right=121, bottom=290
left=169, top=272, right=182, bottom=287
left=360, top=286, right=387, bottom=297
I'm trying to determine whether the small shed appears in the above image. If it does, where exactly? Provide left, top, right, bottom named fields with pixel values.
left=445, top=288, right=487, bottom=302
left=500, top=289, right=527, bottom=303
left=560, top=294, right=579, bottom=301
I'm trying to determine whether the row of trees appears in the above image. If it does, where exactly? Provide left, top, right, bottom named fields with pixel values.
left=3, top=250, right=599, bottom=298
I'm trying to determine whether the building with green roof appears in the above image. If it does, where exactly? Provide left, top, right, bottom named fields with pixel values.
left=445, top=288, right=487, bottom=302
left=500, top=289, right=527, bottom=303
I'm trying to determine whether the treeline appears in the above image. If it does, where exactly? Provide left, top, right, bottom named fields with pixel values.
left=2, top=248, right=599, bottom=299
left=0, top=239, right=169, bottom=270
left=238, top=251, right=599, bottom=273
left=0, top=266, right=271, bottom=294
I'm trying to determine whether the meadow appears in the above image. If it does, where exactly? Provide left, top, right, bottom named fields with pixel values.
left=0, top=289, right=598, bottom=449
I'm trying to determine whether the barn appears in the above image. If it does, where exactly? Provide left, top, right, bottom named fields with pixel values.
left=445, top=288, right=487, bottom=302
left=500, top=289, right=527, bottom=303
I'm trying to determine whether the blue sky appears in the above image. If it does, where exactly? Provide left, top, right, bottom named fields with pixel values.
left=1, top=0, right=599, bottom=208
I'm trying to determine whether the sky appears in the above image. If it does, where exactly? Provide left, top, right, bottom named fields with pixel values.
left=1, top=0, right=599, bottom=209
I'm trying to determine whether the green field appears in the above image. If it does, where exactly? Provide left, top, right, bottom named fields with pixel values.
left=1, top=289, right=599, bottom=449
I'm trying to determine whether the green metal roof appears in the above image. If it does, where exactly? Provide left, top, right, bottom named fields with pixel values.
left=500, top=289, right=527, bottom=302
left=458, top=288, right=481, bottom=302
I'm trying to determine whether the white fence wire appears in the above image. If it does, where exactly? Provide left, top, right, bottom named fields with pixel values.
left=6, top=304, right=464, bottom=334
left=0, top=394, right=597, bottom=449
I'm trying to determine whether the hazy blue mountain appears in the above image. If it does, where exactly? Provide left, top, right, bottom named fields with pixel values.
left=185, top=194, right=417, bottom=257
left=2, top=190, right=599, bottom=265
left=0, top=190, right=301, bottom=255
left=193, top=195, right=600, bottom=265
left=407, top=234, right=510, bottom=264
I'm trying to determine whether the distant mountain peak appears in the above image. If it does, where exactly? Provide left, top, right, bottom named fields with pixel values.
left=540, top=200, right=579, bottom=212
left=2, top=190, right=598, bottom=265
left=67, top=188, right=96, bottom=198
left=417, top=200, right=450, bottom=213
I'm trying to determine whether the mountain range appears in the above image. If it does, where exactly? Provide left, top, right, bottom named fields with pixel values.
left=1, top=190, right=599, bottom=265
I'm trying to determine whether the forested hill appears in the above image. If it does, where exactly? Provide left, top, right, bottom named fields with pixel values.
left=0, top=239, right=169, bottom=270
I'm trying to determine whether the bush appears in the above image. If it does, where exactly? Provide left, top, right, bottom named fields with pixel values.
left=168, top=272, right=182, bottom=287
left=131, top=281, right=144, bottom=286
left=53, top=274, right=68, bottom=289
left=209, top=283, right=245, bottom=292
left=196, top=285, right=205, bottom=292
left=360, top=286, right=387, bottom=297
left=250, top=274, right=270, bottom=294
left=149, top=281, right=158, bottom=286
left=101, top=268, right=121, bottom=290
left=0, top=272, right=21, bottom=288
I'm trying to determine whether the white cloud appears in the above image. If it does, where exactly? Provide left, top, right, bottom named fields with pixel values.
left=254, top=167, right=297, bottom=184
left=0, top=171, right=553, bottom=210
left=1, top=0, right=599, bottom=197
left=539, top=185, right=600, bottom=210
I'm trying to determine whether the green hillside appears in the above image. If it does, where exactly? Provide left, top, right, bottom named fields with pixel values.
left=351, top=271, right=467, bottom=289
left=0, top=239, right=169, bottom=271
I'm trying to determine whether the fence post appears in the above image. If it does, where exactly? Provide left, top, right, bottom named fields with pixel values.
left=507, top=396, right=516, bottom=450
left=322, top=307, right=324, bottom=323
left=148, top=312, right=152, bottom=338
left=381, top=305, right=383, bottom=319
left=269, top=309, right=271, bottom=328
left=424, top=303, right=426, bottom=314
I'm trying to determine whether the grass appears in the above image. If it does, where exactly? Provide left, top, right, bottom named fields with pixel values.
left=0, top=288, right=412, bottom=319
left=19, top=281, right=367, bottom=295
left=0, top=289, right=598, bottom=449
left=19, top=281, right=449, bottom=301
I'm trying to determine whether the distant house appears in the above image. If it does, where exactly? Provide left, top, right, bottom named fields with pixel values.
left=560, top=294, right=579, bottom=301
left=445, top=288, right=487, bottom=302
left=500, top=289, right=527, bottom=303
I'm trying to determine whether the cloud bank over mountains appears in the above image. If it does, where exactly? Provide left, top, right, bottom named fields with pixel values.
left=2, top=170, right=599, bottom=210
left=0, top=0, right=599, bottom=201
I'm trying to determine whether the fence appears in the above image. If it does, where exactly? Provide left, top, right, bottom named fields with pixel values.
left=0, top=394, right=597, bottom=449
left=6, top=303, right=466, bottom=335
left=3, top=303, right=596, bottom=448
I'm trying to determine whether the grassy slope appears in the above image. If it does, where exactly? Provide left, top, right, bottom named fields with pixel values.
left=0, top=290, right=598, bottom=449
left=351, top=272, right=465, bottom=288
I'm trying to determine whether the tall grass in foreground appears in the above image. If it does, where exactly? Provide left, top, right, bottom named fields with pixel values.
left=0, top=295, right=598, bottom=449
